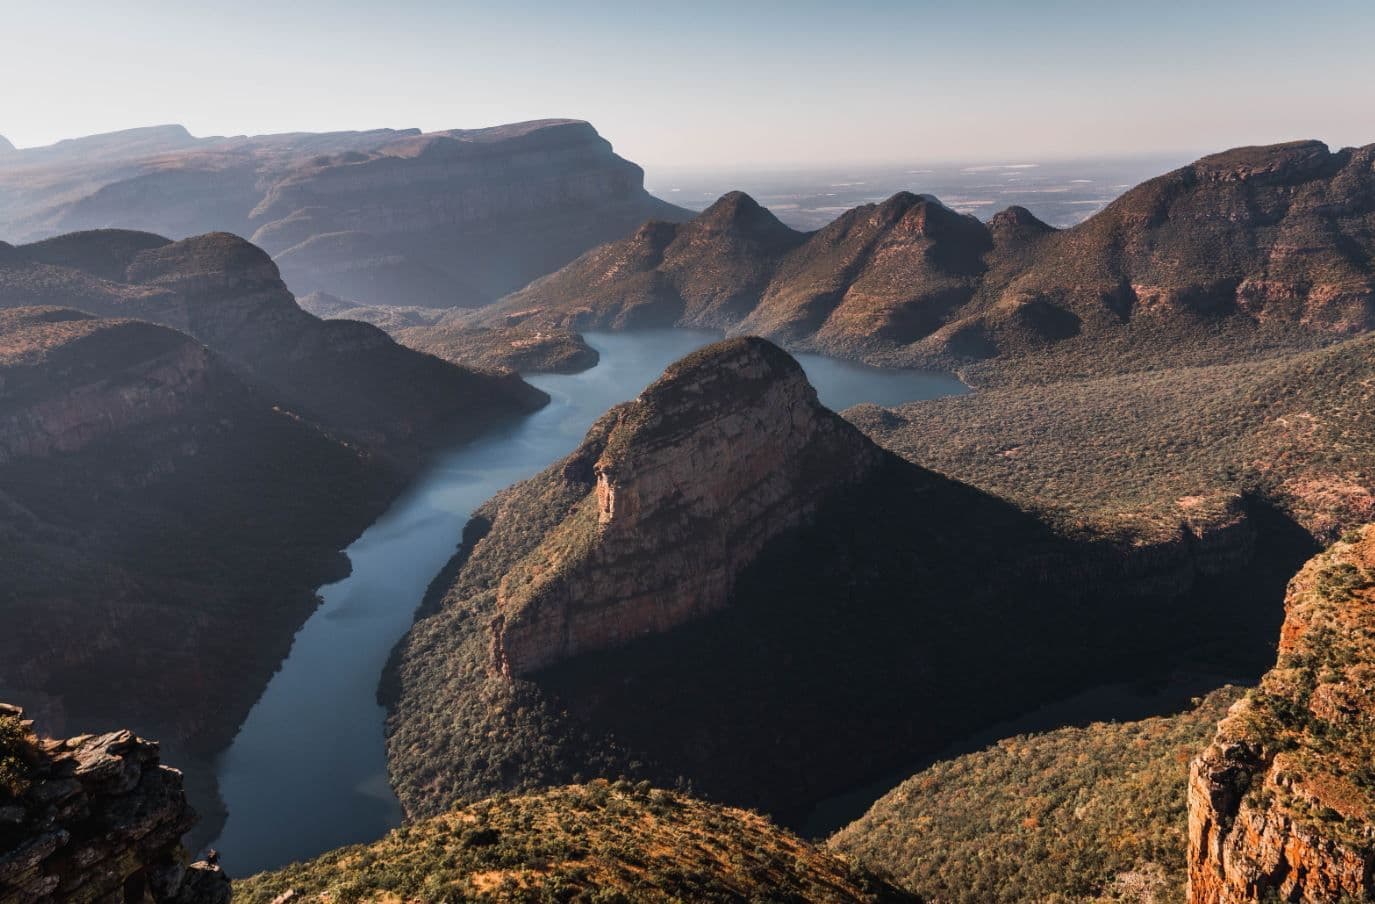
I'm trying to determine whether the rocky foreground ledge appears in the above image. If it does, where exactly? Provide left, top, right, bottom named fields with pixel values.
left=0, top=704, right=228, bottom=904
left=1188, top=525, right=1375, bottom=902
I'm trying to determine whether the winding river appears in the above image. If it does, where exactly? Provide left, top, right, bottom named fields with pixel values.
left=211, top=329, right=967, bottom=874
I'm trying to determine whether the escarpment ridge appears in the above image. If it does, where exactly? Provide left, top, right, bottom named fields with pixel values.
left=0, top=119, right=687, bottom=307
left=384, top=337, right=1298, bottom=831
left=477, top=140, right=1375, bottom=383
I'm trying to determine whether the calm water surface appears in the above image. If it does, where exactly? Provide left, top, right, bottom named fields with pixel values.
left=211, top=329, right=965, bottom=874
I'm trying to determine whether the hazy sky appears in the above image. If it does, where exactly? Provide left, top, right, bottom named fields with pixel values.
left=3, top=0, right=1373, bottom=168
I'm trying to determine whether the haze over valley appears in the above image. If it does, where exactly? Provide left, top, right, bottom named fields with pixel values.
left=3, top=3, right=1375, bottom=903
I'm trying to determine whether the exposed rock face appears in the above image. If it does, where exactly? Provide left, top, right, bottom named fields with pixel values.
left=0, top=120, right=686, bottom=307
left=490, top=337, right=883, bottom=675
left=0, top=705, right=229, bottom=904
left=1188, top=526, right=1375, bottom=903
left=481, top=140, right=1375, bottom=383
left=0, top=229, right=547, bottom=456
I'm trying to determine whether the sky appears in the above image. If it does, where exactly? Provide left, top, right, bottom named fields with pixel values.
left=3, top=0, right=1373, bottom=169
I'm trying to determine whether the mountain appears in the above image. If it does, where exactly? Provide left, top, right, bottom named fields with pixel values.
left=0, top=136, right=13, bottom=155
left=0, top=307, right=401, bottom=792
left=382, top=338, right=1297, bottom=831
left=0, top=229, right=546, bottom=456
left=237, top=782, right=917, bottom=904
left=477, top=140, right=1375, bottom=383
left=0, top=704, right=229, bottom=904
left=1188, top=525, right=1375, bottom=903
left=0, top=120, right=687, bottom=308
left=829, top=686, right=1245, bottom=903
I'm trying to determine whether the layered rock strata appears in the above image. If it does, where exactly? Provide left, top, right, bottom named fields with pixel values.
left=1188, top=525, right=1375, bottom=902
left=0, top=120, right=686, bottom=307
left=0, top=705, right=229, bottom=904
left=489, top=337, right=883, bottom=676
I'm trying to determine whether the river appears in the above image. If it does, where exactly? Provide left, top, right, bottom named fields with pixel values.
left=210, top=329, right=967, bottom=874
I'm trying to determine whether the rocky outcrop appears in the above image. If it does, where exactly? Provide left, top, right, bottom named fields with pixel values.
left=0, top=120, right=686, bottom=307
left=490, top=337, right=883, bottom=675
left=0, top=705, right=229, bottom=904
left=481, top=140, right=1375, bottom=384
left=1187, top=526, right=1375, bottom=903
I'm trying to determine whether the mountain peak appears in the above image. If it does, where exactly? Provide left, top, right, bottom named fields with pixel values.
left=989, top=205, right=1055, bottom=241
left=490, top=337, right=883, bottom=676
left=0, top=134, right=14, bottom=154
left=702, top=190, right=766, bottom=217
left=694, top=191, right=799, bottom=240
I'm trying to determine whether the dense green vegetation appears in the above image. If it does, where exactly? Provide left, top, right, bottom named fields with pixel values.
left=853, top=332, right=1375, bottom=542
left=236, top=782, right=915, bottom=904
left=386, top=419, right=1291, bottom=833
left=830, top=687, right=1245, bottom=903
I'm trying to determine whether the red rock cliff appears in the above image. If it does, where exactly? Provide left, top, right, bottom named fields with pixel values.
left=1188, top=525, right=1375, bottom=903
left=489, top=337, right=884, bottom=676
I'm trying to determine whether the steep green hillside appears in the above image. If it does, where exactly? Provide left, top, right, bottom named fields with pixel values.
left=237, top=782, right=916, bottom=904
left=831, top=687, right=1244, bottom=904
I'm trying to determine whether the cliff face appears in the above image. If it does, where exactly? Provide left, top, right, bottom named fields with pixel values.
left=0, top=120, right=687, bottom=307
left=490, top=337, right=882, bottom=676
left=385, top=339, right=1283, bottom=829
left=481, top=140, right=1375, bottom=383
left=0, top=704, right=229, bottom=904
left=1187, top=526, right=1375, bottom=903
left=0, top=229, right=547, bottom=457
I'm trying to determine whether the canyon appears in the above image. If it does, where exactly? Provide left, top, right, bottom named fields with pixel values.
left=3, top=128, right=1375, bottom=904
left=0, top=231, right=546, bottom=852
left=382, top=336, right=1307, bottom=837
left=0, top=120, right=685, bottom=309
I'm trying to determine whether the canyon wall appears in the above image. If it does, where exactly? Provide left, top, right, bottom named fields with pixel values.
left=0, top=120, right=686, bottom=308
left=490, top=337, right=883, bottom=676
left=1188, top=525, right=1375, bottom=903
